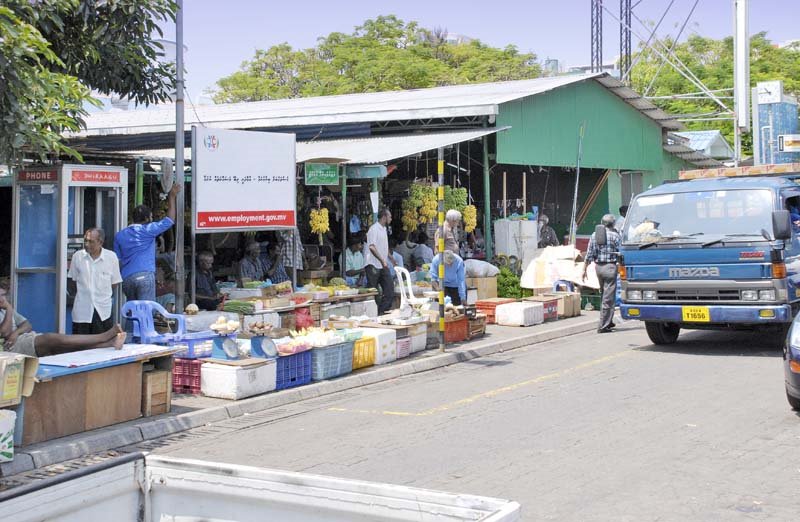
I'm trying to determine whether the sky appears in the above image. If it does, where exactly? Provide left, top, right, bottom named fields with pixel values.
left=158, top=0, right=798, bottom=103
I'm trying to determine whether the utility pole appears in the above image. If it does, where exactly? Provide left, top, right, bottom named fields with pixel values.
left=174, top=0, right=185, bottom=312
left=619, top=0, right=632, bottom=83
left=733, top=0, right=750, bottom=166
left=591, top=0, right=603, bottom=72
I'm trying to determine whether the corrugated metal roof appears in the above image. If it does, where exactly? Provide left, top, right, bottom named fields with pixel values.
left=673, top=130, right=734, bottom=159
left=68, top=73, right=682, bottom=138
left=126, top=128, right=506, bottom=164
left=296, top=128, right=504, bottom=164
left=664, top=132, right=723, bottom=168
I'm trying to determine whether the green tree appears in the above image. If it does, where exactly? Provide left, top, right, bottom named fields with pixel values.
left=212, top=15, right=541, bottom=103
left=630, top=33, right=800, bottom=156
left=0, top=0, right=176, bottom=164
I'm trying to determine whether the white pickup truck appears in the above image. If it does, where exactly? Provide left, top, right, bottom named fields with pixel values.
left=0, top=453, right=521, bottom=521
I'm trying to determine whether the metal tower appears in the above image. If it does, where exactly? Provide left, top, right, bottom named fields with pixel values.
left=619, top=0, right=632, bottom=83
left=591, top=0, right=603, bottom=72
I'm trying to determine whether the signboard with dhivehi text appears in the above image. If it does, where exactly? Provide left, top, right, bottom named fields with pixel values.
left=192, top=127, right=296, bottom=233
left=305, top=162, right=339, bottom=185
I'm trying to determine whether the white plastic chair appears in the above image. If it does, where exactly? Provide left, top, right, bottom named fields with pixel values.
left=395, top=266, right=429, bottom=311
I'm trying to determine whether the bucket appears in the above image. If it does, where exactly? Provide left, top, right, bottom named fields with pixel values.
left=0, top=409, right=17, bottom=462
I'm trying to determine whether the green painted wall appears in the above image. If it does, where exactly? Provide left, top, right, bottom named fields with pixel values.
left=579, top=150, right=695, bottom=234
left=497, top=80, right=663, bottom=171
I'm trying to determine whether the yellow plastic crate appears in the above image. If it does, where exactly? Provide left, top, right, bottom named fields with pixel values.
left=352, top=337, right=376, bottom=370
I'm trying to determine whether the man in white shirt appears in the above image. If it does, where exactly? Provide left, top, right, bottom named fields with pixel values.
left=69, top=228, right=123, bottom=335
left=364, top=208, right=395, bottom=314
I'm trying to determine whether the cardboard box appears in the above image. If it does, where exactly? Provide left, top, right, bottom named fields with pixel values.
left=466, top=277, right=498, bottom=300
left=544, top=292, right=581, bottom=317
left=0, top=352, right=38, bottom=408
left=0, top=409, right=16, bottom=462
left=523, top=296, right=559, bottom=321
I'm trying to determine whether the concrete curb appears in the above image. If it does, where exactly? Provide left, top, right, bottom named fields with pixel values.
left=3, top=314, right=598, bottom=476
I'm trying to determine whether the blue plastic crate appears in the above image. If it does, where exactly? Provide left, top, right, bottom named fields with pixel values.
left=275, top=350, right=312, bottom=390
left=311, top=341, right=354, bottom=381
left=166, top=331, right=236, bottom=359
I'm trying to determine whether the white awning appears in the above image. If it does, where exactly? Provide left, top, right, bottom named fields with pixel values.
left=296, top=127, right=506, bottom=164
left=127, top=127, right=507, bottom=164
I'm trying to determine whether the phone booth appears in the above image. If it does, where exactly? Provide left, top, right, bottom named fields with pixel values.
left=12, top=164, right=128, bottom=333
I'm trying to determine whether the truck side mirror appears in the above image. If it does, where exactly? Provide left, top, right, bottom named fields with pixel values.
left=595, top=224, right=608, bottom=246
left=773, top=210, right=792, bottom=240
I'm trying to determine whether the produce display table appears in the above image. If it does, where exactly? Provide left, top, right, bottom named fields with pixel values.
left=16, top=345, right=178, bottom=446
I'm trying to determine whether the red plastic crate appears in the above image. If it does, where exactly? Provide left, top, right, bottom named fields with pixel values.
left=173, top=374, right=201, bottom=388
left=173, top=384, right=201, bottom=395
left=445, top=316, right=468, bottom=343
left=173, top=357, right=202, bottom=376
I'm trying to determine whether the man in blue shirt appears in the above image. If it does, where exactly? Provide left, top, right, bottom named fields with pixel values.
left=115, top=184, right=180, bottom=301
left=429, top=250, right=467, bottom=306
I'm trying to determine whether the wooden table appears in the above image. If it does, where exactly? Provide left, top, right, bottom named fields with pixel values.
left=17, top=346, right=177, bottom=446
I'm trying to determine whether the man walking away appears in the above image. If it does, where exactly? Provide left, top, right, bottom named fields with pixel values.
left=365, top=208, right=395, bottom=314
left=69, top=228, right=122, bottom=334
left=582, top=214, right=621, bottom=333
left=115, top=184, right=181, bottom=301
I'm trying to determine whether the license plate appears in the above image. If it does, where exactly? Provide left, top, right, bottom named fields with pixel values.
left=682, top=306, right=710, bottom=322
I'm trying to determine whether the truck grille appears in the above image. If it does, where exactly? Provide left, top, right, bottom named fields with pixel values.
left=656, top=289, right=740, bottom=302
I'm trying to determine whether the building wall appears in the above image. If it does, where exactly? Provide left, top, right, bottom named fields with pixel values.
left=496, top=80, right=663, bottom=171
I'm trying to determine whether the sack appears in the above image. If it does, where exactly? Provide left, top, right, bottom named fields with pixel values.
left=465, top=259, right=500, bottom=278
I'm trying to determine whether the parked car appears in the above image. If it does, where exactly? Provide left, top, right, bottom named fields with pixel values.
left=784, top=316, right=800, bottom=410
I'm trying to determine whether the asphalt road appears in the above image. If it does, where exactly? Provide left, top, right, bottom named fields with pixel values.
left=156, top=321, right=800, bottom=521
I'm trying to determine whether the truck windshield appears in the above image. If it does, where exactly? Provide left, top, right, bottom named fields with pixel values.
left=623, top=189, right=773, bottom=244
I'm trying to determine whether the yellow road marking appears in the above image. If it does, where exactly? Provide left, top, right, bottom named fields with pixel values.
left=327, top=350, right=633, bottom=417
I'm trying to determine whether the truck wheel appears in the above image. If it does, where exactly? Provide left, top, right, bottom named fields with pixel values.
left=787, top=389, right=800, bottom=411
left=645, top=321, right=680, bottom=345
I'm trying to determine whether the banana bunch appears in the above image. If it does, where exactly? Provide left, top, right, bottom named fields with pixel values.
left=419, top=195, right=437, bottom=223
left=309, top=208, right=329, bottom=235
left=463, top=204, right=477, bottom=233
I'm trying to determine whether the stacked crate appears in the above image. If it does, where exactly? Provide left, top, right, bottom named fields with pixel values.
left=475, top=298, right=517, bottom=324
left=172, top=358, right=202, bottom=395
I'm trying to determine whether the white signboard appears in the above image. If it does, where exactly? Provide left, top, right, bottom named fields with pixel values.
left=778, top=135, right=800, bottom=153
left=192, top=127, right=296, bottom=232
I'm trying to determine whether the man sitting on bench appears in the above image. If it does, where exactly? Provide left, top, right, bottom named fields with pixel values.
left=0, top=281, right=124, bottom=358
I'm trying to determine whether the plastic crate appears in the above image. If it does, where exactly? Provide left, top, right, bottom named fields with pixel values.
left=173, top=357, right=202, bottom=376
left=396, top=337, right=412, bottom=359
left=275, top=350, right=312, bottom=390
left=173, top=373, right=201, bottom=388
left=173, top=384, right=201, bottom=395
left=445, top=316, right=468, bottom=343
left=311, top=341, right=354, bottom=381
left=352, top=337, right=376, bottom=370
left=167, top=332, right=235, bottom=359
left=581, top=293, right=602, bottom=311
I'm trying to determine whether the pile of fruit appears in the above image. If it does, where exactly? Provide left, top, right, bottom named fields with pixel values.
left=209, top=316, right=240, bottom=334
left=401, top=184, right=469, bottom=232
left=247, top=321, right=273, bottom=336
left=310, top=208, right=329, bottom=244
left=462, top=204, right=477, bottom=233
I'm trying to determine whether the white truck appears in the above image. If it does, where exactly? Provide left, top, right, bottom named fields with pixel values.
left=0, top=453, right=521, bottom=521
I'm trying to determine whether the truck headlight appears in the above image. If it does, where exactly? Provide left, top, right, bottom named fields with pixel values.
left=741, top=290, right=758, bottom=301
left=643, top=290, right=657, bottom=300
left=628, top=290, right=642, bottom=300
left=759, top=289, right=776, bottom=301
